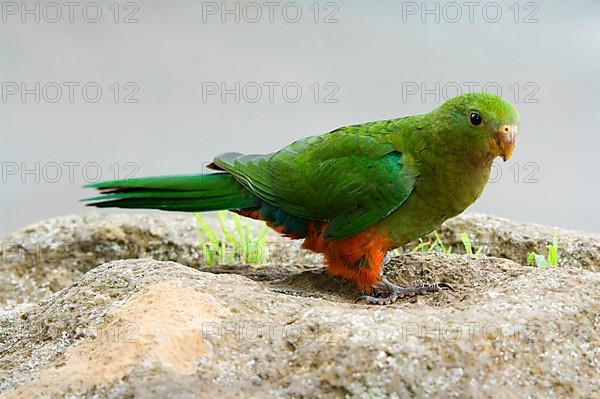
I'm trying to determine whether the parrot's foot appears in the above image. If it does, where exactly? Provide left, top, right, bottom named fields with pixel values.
left=355, top=278, right=454, bottom=305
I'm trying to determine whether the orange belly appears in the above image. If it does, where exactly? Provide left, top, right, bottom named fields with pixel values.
left=236, top=208, right=390, bottom=293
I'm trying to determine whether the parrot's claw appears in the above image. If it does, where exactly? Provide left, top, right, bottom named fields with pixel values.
left=355, top=278, right=454, bottom=305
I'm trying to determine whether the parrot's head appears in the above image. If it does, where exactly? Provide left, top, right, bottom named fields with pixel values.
left=434, top=93, right=520, bottom=161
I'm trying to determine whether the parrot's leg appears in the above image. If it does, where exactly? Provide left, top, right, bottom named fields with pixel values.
left=301, top=225, right=453, bottom=304
left=382, top=251, right=393, bottom=271
left=355, top=279, right=454, bottom=305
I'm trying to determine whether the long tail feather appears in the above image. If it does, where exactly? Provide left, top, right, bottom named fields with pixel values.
left=83, top=173, right=260, bottom=212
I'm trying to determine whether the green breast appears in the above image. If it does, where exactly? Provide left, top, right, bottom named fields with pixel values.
left=374, top=157, right=494, bottom=247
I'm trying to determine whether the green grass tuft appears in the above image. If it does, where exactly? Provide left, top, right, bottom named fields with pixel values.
left=460, top=232, right=485, bottom=255
left=392, top=231, right=486, bottom=256
left=527, top=236, right=560, bottom=268
left=193, top=211, right=270, bottom=266
left=407, top=231, right=450, bottom=254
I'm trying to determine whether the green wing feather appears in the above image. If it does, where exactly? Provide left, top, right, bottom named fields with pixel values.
left=213, top=120, right=419, bottom=240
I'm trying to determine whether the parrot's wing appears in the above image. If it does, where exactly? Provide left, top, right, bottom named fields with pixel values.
left=213, top=121, right=418, bottom=240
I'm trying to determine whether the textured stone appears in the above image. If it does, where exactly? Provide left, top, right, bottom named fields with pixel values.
left=1, top=212, right=597, bottom=307
left=0, top=258, right=598, bottom=398
left=0, top=212, right=598, bottom=398
left=437, top=213, right=599, bottom=271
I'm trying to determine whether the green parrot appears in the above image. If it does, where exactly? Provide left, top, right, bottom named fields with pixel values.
left=85, top=93, right=519, bottom=305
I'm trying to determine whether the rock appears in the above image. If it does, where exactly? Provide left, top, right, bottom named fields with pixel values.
left=437, top=213, right=599, bottom=271
left=0, top=213, right=317, bottom=306
left=1, top=212, right=597, bottom=307
left=0, top=212, right=598, bottom=397
left=1, top=257, right=599, bottom=398
left=0, top=213, right=199, bottom=306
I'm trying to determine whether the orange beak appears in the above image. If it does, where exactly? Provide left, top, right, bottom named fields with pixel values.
left=495, top=125, right=518, bottom=161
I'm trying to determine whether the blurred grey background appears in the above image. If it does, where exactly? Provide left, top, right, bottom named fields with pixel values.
left=1, top=0, right=599, bottom=234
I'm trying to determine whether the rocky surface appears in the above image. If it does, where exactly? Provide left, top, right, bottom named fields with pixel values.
left=0, top=212, right=599, bottom=398
left=437, top=214, right=599, bottom=271
left=0, top=213, right=319, bottom=306
left=1, top=212, right=597, bottom=307
left=1, top=258, right=599, bottom=398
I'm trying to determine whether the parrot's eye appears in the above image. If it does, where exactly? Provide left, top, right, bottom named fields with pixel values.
left=469, top=111, right=482, bottom=126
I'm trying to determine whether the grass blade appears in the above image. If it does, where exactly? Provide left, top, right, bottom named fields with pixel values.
left=231, top=212, right=244, bottom=243
left=194, top=213, right=219, bottom=246
left=244, top=219, right=251, bottom=246
left=216, top=211, right=237, bottom=245
left=193, top=213, right=206, bottom=247
left=255, top=224, right=271, bottom=264
left=460, top=232, right=473, bottom=255
left=411, top=238, right=427, bottom=253
left=256, top=223, right=270, bottom=246
left=548, top=236, right=559, bottom=266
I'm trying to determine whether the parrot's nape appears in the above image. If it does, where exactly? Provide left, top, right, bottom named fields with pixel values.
left=85, top=93, right=519, bottom=305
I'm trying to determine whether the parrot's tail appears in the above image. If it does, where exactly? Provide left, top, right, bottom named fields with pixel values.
left=83, top=173, right=260, bottom=212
